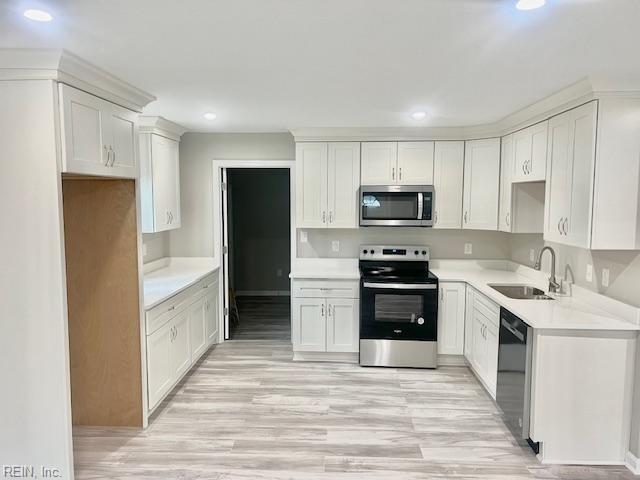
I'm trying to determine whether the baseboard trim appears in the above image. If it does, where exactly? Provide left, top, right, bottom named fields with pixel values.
left=625, top=450, right=640, bottom=474
left=437, top=354, right=466, bottom=366
left=236, top=290, right=290, bottom=297
left=293, top=351, right=359, bottom=364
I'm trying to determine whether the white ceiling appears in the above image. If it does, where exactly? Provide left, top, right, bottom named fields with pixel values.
left=1, top=0, right=639, bottom=132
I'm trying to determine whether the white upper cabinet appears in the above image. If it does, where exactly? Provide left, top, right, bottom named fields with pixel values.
left=463, top=138, right=501, bottom=230
left=360, top=142, right=397, bottom=185
left=59, top=84, right=139, bottom=178
left=361, top=141, right=434, bottom=186
left=433, top=141, right=465, bottom=229
left=498, top=135, right=514, bottom=232
left=397, top=142, right=434, bottom=185
left=139, top=116, right=186, bottom=234
left=512, top=121, right=548, bottom=183
left=296, top=142, right=359, bottom=229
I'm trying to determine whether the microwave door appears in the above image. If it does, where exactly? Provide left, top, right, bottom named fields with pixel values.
left=360, top=189, right=421, bottom=226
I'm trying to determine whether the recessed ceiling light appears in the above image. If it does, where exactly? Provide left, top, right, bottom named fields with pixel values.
left=516, top=0, right=545, bottom=11
left=203, top=112, right=217, bottom=120
left=411, top=111, right=427, bottom=121
left=23, top=9, right=53, bottom=22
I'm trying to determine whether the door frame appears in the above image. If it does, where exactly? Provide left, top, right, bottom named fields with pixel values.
left=211, top=159, right=296, bottom=341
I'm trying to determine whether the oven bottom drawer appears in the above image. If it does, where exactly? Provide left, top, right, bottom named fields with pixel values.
left=360, top=339, right=437, bottom=369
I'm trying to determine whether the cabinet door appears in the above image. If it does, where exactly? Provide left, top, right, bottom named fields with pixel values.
left=565, top=102, right=597, bottom=248
left=397, top=142, right=434, bottom=185
left=464, top=287, right=475, bottom=362
left=471, top=313, right=487, bottom=375
left=498, top=135, right=514, bottom=232
left=433, top=141, right=465, bottom=229
left=360, top=142, right=397, bottom=185
left=296, top=143, right=328, bottom=228
left=108, top=105, right=138, bottom=178
left=326, top=298, right=359, bottom=353
left=146, top=321, right=172, bottom=410
left=189, top=296, right=207, bottom=361
left=528, top=121, right=548, bottom=181
left=59, top=84, right=111, bottom=175
left=485, top=321, right=499, bottom=398
left=327, top=142, right=360, bottom=228
left=149, top=134, right=181, bottom=232
left=170, top=310, right=191, bottom=380
left=292, top=297, right=326, bottom=352
left=437, top=283, right=466, bottom=355
left=463, top=138, right=500, bottom=230
left=512, top=128, right=531, bottom=183
left=544, top=111, right=572, bottom=243
left=205, top=288, right=219, bottom=345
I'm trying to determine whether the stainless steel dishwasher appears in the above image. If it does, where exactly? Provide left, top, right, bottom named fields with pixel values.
left=496, top=308, right=539, bottom=453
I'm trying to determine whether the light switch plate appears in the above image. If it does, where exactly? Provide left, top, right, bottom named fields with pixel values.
left=602, top=268, right=610, bottom=287
left=331, top=240, right=340, bottom=252
left=464, top=243, right=472, bottom=255
left=529, top=249, right=535, bottom=263
left=586, top=264, right=593, bottom=282
left=300, top=231, right=308, bottom=243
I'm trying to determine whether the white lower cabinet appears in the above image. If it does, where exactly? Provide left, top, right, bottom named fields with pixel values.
left=291, top=279, right=359, bottom=359
left=464, top=287, right=499, bottom=398
left=437, top=282, right=466, bottom=356
left=145, top=274, right=219, bottom=412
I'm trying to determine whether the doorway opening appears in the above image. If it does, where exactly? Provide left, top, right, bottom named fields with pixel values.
left=223, top=168, right=291, bottom=341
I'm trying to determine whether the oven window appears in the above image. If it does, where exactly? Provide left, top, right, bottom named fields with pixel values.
left=374, top=294, right=424, bottom=323
left=362, top=192, right=418, bottom=220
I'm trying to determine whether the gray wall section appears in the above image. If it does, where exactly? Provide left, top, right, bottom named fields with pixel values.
left=228, top=169, right=290, bottom=293
left=509, top=233, right=640, bottom=308
left=168, top=132, right=295, bottom=257
left=298, top=228, right=511, bottom=260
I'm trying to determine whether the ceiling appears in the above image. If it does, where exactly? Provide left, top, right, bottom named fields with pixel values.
left=1, top=0, right=639, bottom=132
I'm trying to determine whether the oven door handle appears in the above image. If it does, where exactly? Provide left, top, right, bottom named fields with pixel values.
left=363, top=282, right=437, bottom=290
left=417, top=192, right=424, bottom=220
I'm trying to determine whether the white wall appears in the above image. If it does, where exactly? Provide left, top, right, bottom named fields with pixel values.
left=0, top=81, right=74, bottom=478
left=169, top=133, right=295, bottom=257
left=142, top=232, right=170, bottom=263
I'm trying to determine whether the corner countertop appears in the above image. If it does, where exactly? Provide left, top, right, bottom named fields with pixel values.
left=289, top=258, right=360, bottom=280
left=430, top=261, right=639, bottom=332
left=143, top=257, right=218, bottom=310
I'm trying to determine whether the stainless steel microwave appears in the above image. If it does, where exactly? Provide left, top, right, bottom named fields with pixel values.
left=360, top=185, right=434, bottom=227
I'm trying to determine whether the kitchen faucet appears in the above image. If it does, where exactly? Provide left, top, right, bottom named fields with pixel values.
left=534, top=246, right=561, bottom=294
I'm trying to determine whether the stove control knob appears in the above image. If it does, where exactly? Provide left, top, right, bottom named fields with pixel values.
left=421, top=250, right=427, bottom=255
left=363, top=249, right=368, bottom=254
left=370, top=249, right=375, bottom=254
left=414, top=250, right=419, bottom=255
left=417, top=317, right=424, bottom=325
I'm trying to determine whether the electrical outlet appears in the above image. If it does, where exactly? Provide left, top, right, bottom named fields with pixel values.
left=142, top=243, right=148, bottom=257
left=331, top=240, right=340, bottom=252
left=300, top=231, right=308, bottom=243
left=529, top=249, right=535, bottom=263
left=464, top=243, right=473, bottom=255
left=276, top=269, right=282, bottom=277
left=602, top=268, right=610, bottom=288
left=586, top=264, right=593, bottom=282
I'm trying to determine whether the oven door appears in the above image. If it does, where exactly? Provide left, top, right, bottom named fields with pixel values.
left=360, top=185, right=433, bottom=227
left=360, top=281, right=438, bottom=341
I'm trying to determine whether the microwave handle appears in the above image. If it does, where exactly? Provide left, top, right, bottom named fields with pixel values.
left=417, top=192, right=424, bottom=220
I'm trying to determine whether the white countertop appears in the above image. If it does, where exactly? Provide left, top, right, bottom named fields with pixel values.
left=143, top=257, right=218, bottom=310
left=290, top=258, right=360, bottom=280
left=431, top=262, right=639, bottom=331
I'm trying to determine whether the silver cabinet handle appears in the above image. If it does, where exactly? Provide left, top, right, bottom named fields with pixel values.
left=167, top=211, right=171, bottom=225
left=321, top=304, right=325, bottom=317
left=399, top=167, right=402, bottom=181
left=168, top=305, right=175, bottom=311
left=506, top=211, right=510, bottom=227
left=557, top=218, right=562, bottom=234
left=322, top=211, right=326, bottom=224
left=329, top=211, right=333, bottom=223
left=103, top=145, right=109, bottom=166
left=392, top=167, right=395, bottom=181
left=440, top=287, right=444, bottom=301
left=563, top=217, right=568, bottom=235
left=434, top=211, right=438, bottom=224
left=522, top=163, right=526, bottom=175
left=111, top=148, right=116, bottom=167
left=328, top=304, right=332, bottom=316
left=464, top=211, right=468, bottom=223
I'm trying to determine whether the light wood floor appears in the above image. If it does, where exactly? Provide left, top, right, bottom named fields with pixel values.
left=73, top=296, right=636, bottom=479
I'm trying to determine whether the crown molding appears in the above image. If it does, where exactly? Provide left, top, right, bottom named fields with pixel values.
left=139, top=116, right=187, bottom=141
left=0, top=49, right=156, bottom=112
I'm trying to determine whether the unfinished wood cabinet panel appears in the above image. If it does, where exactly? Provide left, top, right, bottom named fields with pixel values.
left=63, top=178, right=143, bottom=427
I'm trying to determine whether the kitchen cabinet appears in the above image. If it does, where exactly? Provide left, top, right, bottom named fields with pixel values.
left=140, top=133, right=181, bottom=233
left=512, top=121, right=548, bottom=182
left=296, top=142, right=360, bottom=228
left=361, top=141, right=433, bottom=185
left=498, top=135, right=514, bottom=232
left=437, top=282, right=466, bottom=356
left=463, top=138, right=501, bottom=230
left=464, top=288, right=499, bottom=399
left=291, top=279, right=359, bottom=359
left=145, top=273, right=219, bottom=412
left=433, top=141, right=465, bottom=229
left=58, top=83, right=138, bottom=178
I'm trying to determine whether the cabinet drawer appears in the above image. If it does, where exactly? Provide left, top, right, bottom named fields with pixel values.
left=292, top=279, right=359, bottom=299
left=473, top=292, right=499, bottom=327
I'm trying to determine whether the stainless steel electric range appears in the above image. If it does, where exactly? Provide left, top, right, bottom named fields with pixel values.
left=359, top=245, right=439, bottom=369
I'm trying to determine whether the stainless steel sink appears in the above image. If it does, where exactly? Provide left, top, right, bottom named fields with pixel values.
left=488, top=284, right=554, bottom=300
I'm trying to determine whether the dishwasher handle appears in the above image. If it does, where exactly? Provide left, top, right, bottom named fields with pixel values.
left=501, top=317, right=525, bottom=342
